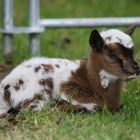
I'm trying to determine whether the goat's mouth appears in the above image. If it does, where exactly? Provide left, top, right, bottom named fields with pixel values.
left=123, top=69, right=140, bottom=80
left=126, top=71, right=140, bottom=80
left=127, top=74, right=137, bottom=80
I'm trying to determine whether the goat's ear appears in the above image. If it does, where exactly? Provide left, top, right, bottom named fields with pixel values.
left=89, top=29, right=104, bottom=52
left=125, top=25, right=136, bottom=36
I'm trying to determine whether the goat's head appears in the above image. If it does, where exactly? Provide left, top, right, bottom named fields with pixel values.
left=89, top=25, right=140, bottom=81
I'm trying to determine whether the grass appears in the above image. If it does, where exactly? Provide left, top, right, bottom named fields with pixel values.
left=0, top=0, right=140, bottom=139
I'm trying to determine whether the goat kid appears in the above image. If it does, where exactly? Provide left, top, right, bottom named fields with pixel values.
left=0, top=25, right=139, bottom=117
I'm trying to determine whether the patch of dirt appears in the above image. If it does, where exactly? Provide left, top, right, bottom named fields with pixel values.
left=0, top=64, right=15, bottom=81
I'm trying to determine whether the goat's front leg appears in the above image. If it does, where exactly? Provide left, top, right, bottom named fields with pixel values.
left=103, top=91, right=122, bottom=113
left=59, top=93, right=97, bottom=113
left=56, top=100, right=89, bottom=112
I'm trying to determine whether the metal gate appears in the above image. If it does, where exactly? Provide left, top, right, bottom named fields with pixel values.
left=1, top=0, right=140, bottom=64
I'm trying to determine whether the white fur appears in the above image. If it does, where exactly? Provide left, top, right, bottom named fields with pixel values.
left=128, top=74, right=137, bottom=80
left=99, top=69, right=118, bottom=89
left=61, top=94, right=96, bottom=112
left=100, top=29, right=134, bottom=49
left=28, top=100, right=46, bottom=112
left=0, top=57, right=81, bottom=114
left=80, top=103, right=96, bottom=112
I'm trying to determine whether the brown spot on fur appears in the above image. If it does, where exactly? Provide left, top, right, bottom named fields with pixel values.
left=39, top=79, right=46, bottom=85
left=42, top=64, right=54, bottom=72
left=4, top=89, right=11, bottom=106
left=34, top=66, right=41, bottom=72
left=13, top=80, right=24, bottom=91
left=55, top=64, right=60, bottom=68
left=34, top=94, right=43, bottom=100
left=20, top=99, right=32, bottom=108
left=14, top=85, right=20, bottom=91
left=19, top=79, right=24, bottom=85
left=39, top=78, right=53, bottom=100
left=39, top=78, right=53, bottom=89
left=3, top=84, right=12, bottom=106
left=45, top=78, right=53, bottom=89
left=4, top=84, right=10, bottom=90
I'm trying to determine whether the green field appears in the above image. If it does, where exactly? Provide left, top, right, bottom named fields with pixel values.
left=0, top=0, right=140, bottom=140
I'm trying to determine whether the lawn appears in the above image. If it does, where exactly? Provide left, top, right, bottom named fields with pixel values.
left=0, top=0, right=140, bottom=140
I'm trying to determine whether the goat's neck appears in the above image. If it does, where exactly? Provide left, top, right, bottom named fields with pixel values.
left=87, top=50, right=122, bottom=91
left=81, top=50, right=123, bottom=111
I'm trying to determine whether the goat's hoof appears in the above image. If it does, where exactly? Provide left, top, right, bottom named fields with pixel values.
left=109, top=104, right=124, bottom=114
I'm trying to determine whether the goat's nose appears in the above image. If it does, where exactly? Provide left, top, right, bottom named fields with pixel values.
left=133, top=64, right=139, bottom=69
left=136, top=67, right=140, bottom=75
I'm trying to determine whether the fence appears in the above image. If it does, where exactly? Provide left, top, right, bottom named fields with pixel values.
left=1, top=0, right=140, bottom=64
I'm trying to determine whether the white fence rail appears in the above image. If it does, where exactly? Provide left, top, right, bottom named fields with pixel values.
left=1, top=0, right=140, bottom=64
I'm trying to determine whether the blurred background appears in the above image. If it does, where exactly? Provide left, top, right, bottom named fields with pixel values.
left=0, top=0, right=140, bottom=64
left=0, top=1, right=140, bottom=140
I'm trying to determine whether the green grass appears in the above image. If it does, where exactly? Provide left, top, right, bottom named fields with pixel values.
left=0, top=0, right=140, bottom=140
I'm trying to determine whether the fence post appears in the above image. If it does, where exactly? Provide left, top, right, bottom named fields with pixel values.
left=29, top=0, right=41, bottom=56
left=2, top=0, right=14, bottom=64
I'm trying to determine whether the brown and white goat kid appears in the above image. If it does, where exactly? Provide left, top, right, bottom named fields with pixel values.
left=0, top=25, right=139, bottom=117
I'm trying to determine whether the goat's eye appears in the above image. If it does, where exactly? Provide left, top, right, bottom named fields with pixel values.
left=108, top=53, right=117, bottom=60
left=104, top=49, right=118, bottom=63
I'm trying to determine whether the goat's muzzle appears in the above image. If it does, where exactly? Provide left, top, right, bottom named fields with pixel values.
left=127, top=65, right=140, bottom=80
left=133, top=64, right=140, bottom=76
